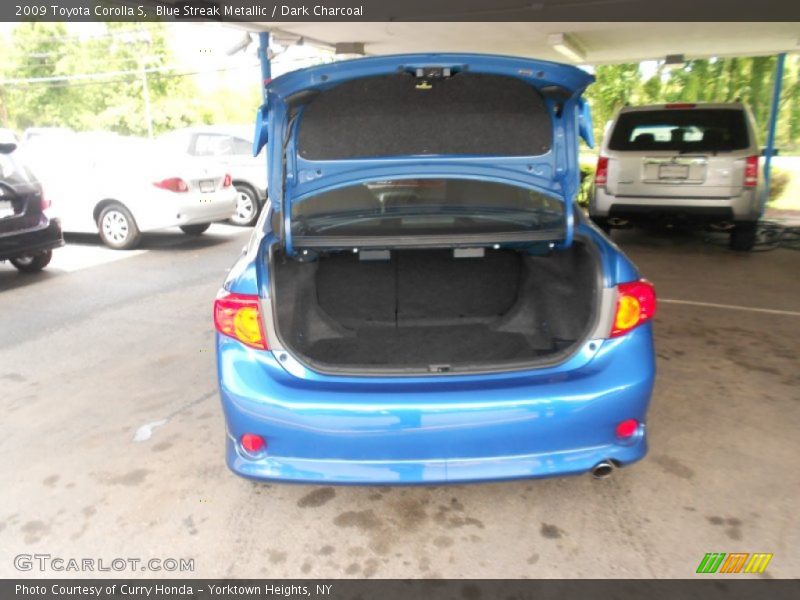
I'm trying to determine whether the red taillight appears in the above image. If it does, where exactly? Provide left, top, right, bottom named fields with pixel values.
left=40, top=190, right=51, bottom=211
left=595, top=156, right=609, bottom=187
left=744, top=155, right=758, bottom=188
left=665, top=103, right=696, bottom=109
left=153, top=177, right=189, bottom=193
left=615, top=419, right=639, bottom=439
left=213, top=290, right=268, bottom=350
left=223, top=173, right=232, bottom=188
left=241, top=433, right=266, bottom=454
left=610, top=280, right=657, bottom=338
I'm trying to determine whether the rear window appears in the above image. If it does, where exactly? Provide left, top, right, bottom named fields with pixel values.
left=609, top=109, right=750, bottom=152
left=291, top=178, right=564, bottom=239
left=297, top=73, right=552, bottom=160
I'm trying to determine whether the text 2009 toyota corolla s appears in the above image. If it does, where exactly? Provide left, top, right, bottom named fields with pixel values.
left=213, top=53, right=656, bottom=484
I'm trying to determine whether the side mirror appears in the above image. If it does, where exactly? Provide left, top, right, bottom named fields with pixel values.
left=0, top=142, right=17, bottom=154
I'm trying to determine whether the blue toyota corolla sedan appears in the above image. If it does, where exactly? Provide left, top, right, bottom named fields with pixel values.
left=214, top=54, right=656, bottom=484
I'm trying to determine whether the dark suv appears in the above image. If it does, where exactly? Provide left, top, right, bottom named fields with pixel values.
left=0, top=133, right=63, bottom=273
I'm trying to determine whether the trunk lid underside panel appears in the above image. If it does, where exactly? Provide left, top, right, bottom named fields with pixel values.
left=257, top=54, right=595, bottom=252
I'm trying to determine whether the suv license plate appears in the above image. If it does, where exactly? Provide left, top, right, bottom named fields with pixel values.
left=199, top=179, right=215, bottom=193
left=0, top=200, right=14, bottom=219
left=659, top=164, right=689, bottom=180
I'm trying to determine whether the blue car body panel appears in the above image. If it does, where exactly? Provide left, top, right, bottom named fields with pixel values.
left=217, top=53, right=655, bottom=484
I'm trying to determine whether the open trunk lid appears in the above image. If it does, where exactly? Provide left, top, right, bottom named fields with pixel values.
left=254, top=53, right=594, bottom=254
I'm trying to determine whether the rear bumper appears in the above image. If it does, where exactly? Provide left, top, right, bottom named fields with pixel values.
left=227, top=436, right=647, bottom=484
left=135, top=190, right=238, bottom=232
left=217, top=325, right=656, bottom=484
left=0, top=218, right=64, bottom=261
left=609, top=204, right=735, bottom=223
left=590, top=187, right=759, bottom=222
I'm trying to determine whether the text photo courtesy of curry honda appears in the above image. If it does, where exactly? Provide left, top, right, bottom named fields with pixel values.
left=1, top=0, right=800, bottom=592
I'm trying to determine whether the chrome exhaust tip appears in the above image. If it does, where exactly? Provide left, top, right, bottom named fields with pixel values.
left=591, top=461, right=614, bottom=479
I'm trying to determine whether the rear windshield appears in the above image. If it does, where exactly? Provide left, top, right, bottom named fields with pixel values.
left=291, top=178, right=564, bottom=239
left=609, top=109, right=750, bottom=152
left=0, top=151, right=35, bottom=183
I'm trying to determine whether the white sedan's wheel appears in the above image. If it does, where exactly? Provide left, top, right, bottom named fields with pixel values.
left=97, top=204, right=141, bottom=250
left=230, top=186, right=260, bottom=227
left=102, top=210, right=129, bottom=242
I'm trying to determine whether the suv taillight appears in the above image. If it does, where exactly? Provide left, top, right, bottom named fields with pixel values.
left=223, top=173, right=232, bottom=188
left=595, top=156, right=609, bottom=187
left=214, top=291, right=268, bottom=350
left=40, top=189, right=51, bottom=211
left=154, top=177, right=189, bottom=193
left=744, top=155, right=758, bottom=188
left=611, top=280, right=657, bottom=338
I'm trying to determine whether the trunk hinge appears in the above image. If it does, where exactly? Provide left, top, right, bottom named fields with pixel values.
left=281, top=114, right=301, bottom=257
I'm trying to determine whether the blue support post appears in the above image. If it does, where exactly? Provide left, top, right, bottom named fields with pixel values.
left=257, top=31, right=271, bottom=100
left=762, top=52, right=785, bottom=214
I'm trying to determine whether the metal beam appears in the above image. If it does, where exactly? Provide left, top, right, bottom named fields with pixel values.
left=762, top=52, right=785, bottom=214
left=257, top=31, right=271, bottom=101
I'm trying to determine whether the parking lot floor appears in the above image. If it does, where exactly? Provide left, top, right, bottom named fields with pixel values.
left=1, top=224, right=798, bottom=578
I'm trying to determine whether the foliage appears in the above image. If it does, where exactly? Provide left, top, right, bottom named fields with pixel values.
left=2, top=25, right=798, bottom=154
left=576, top=164, right=595, bottom=208
left=584, top=55, right=800, bottom=154
left=0, top=23, right=261, bottom=136
left=767, top=167, right=791, bottom=203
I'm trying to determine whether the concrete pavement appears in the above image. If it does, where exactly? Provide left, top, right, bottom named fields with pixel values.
left=1, top=224, right=798, bottom=578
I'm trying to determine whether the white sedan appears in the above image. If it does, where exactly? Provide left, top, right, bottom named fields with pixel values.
left=23, top=134, right=238, bottom=249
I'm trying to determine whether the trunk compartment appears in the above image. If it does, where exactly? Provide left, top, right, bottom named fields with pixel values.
left=270, top=242, right=599, bottom=373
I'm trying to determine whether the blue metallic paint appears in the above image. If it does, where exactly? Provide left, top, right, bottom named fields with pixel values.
left=217, top=321, right=653, bottom=484
left=217, top=53, right=655, bottom=484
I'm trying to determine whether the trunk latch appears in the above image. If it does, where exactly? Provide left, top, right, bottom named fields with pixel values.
left=429, top=364, right=452, bottom=373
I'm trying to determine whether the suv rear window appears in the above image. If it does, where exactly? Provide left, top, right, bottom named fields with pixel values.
left=609, top=108, right=750, bottom=152
left=0, top=152, right=35, bottom=183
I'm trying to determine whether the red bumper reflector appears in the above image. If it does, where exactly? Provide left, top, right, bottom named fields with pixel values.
left=241, top=433, right=266, bottom=454
left=616, top=419, right=639, bottom=439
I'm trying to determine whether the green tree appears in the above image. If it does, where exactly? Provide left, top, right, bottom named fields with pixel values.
left=0, top=23, right=261, bottom=136
left=585, top=54, right=800, bottom=152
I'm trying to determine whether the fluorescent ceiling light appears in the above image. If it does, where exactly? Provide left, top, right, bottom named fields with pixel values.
left=335, top=42, right=365, bottom=56
left=548, top=33, right=585, bottom=63
left=662, top=54, right=685, bottom=71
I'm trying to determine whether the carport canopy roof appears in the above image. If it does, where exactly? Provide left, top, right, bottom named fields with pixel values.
left=241, top=22, right=798, bottom=64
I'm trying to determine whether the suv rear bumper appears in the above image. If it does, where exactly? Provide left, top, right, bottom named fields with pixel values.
left=609, top=204, right=735, bottom=224
left=217, top=325, right=655, bottom=484
left=0, top=218, right=64, bottom=261
left=590, top=187, right=759, bottom=222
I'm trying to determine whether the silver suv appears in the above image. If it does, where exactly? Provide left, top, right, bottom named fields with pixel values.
left=589, top=102, right=762, bottom=251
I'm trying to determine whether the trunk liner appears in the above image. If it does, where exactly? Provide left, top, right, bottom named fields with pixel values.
left=271, top=243, right=597, bottom=370
left=306, top=325, right=539, bottom=366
